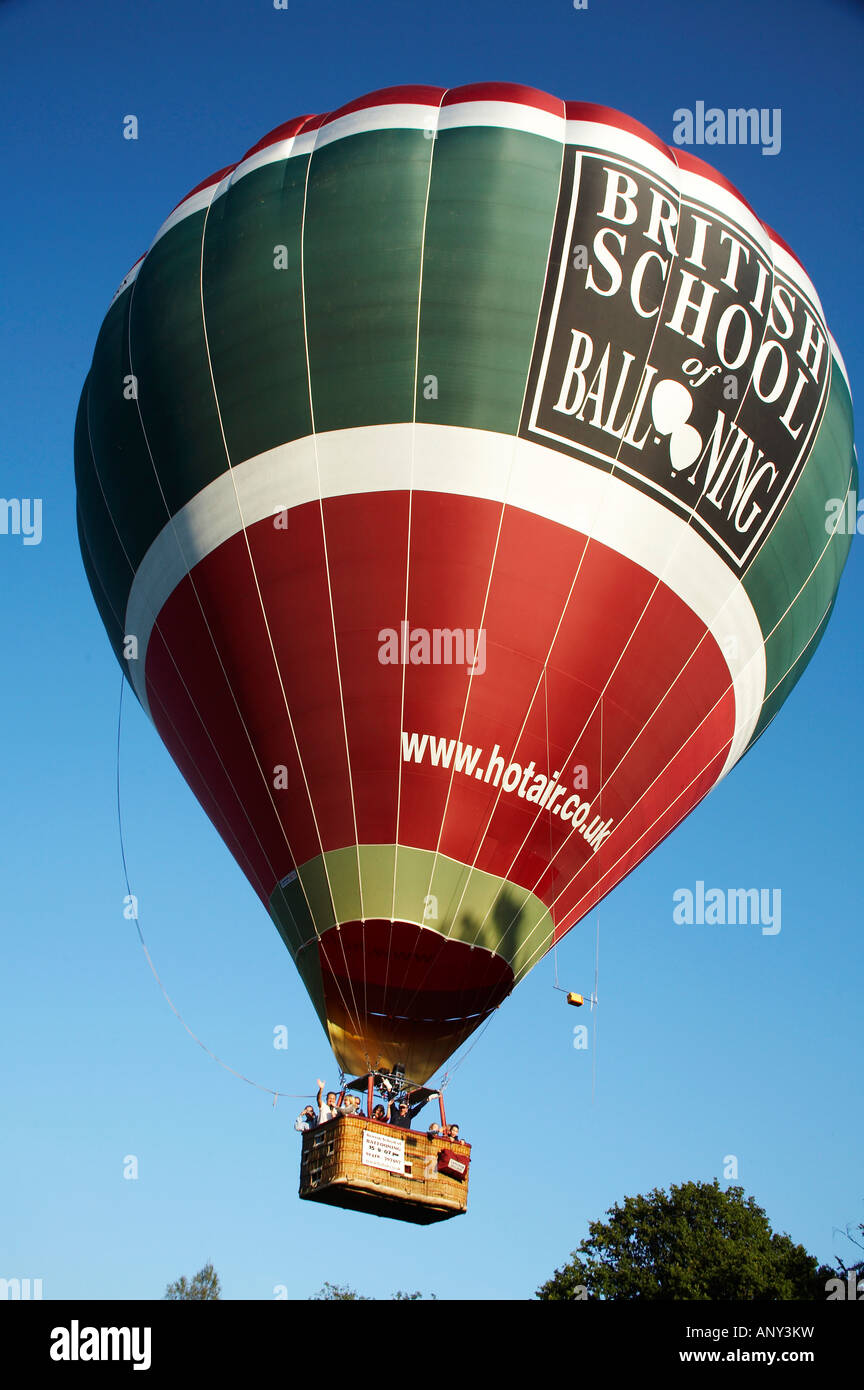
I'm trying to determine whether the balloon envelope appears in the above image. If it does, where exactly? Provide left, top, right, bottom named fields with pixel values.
left=76, top=85, right=856, bottom=1081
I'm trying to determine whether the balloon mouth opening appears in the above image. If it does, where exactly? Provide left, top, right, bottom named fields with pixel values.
left=310, top=919, right=514, bottom=1081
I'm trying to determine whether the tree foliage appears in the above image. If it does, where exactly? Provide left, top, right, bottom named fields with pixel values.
left=835, top=1217, right=864, bottom=1277
left=309, top=1282, right=372, bottom=1301
left=309, top=1283, right=435, bottom=1300
left=536, top=1181, right=834, bottom=1300
left=164, top=1262, right=222, bottom=1301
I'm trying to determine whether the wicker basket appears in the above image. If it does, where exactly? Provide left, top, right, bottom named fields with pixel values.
left=299, top=1116, right=470, bottom=1224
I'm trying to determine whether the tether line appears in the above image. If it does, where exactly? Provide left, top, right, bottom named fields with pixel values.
left=115, top=671, right=310, bottom=1103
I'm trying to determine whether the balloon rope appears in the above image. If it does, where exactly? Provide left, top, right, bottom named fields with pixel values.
left=438, top=1009, right=498, bottom=1087
left=82, top=393, right=284, bottom=911
left=592, top=911, right=599, bottom=1106
left=115, top=671, right=310, bottom=1102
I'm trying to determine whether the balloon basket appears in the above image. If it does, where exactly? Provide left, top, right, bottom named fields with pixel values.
left=299, top=1116, right=470, bottom=1225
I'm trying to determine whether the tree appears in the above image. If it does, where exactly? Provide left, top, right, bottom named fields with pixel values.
left=309, top=1283, right=436, bottom=1300
left=165, top=1262, right=221, bottom=1300
left=835, top=1216, right=864, bottom=1278
left=309, top=1282, right=372, bottom=1301
left=536, top=1180, right=834, bottom=1300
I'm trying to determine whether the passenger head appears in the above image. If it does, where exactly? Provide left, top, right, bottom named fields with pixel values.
left=427, top=1122, right=440, bottom=1136
left=326, top=1092, right=337, bottom=1106
left=449, top=1124, right=460, bottom=1139
left=372, top=1104, right=386, bottom=1120
left=398, top=1103, right=410, bottom=1119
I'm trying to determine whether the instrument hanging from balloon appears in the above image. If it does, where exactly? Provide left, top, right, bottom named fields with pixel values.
left=76, top=83, right=856, bottom=1106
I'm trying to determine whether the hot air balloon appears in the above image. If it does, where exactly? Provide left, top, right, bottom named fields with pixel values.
left=75, top=85, right=855, bottom=1219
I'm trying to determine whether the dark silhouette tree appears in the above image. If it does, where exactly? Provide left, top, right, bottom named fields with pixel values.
left=834, top=1216, right=864, bottom=1278
left=309, top=1283, right=435, bottom=1300
left=165, top=1262, right=222, bottom=1300
left=537, top=1180, right=834, bottom=1300
left=309, top=1282, right=372, bottom=1301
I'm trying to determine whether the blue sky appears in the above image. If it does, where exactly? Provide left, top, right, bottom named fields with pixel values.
left=1, top=0, right=862, bottom=1300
